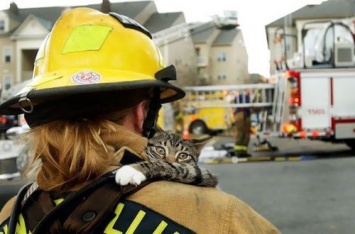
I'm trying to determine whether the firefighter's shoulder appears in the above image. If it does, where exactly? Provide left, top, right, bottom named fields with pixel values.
left=127, top=180, right=281, bottom=233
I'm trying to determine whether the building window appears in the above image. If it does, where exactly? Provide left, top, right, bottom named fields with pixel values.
left=3, top=74, right=13, bottom=90
left=0, top=20, right=4, bottom=31
left=217, top=52, right=226, bottom=62
left=217, top=73, right=227, bottom=80
left=195, top=47, right=200, bottom=56
left=3, top=46, right=12, bottom=63
left=0, top=20, right=5, bottom=32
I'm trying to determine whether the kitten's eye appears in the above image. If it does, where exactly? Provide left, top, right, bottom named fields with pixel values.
left=177, top=152, right=191, bottom=162
left=155, top=146, right=166, bottom=156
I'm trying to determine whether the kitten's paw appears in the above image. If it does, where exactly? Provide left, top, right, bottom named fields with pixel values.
left=115, top=166, right=146, bottom=186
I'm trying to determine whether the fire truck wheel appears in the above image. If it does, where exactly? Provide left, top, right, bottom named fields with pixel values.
left=189, top=120, right=208, bottom=135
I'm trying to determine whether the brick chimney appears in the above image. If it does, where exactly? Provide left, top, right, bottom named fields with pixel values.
left=9, top=2, right=19, bottom=15
left=101, top=0, right=111, bottom=13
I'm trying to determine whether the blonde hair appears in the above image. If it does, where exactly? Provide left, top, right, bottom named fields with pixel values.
left=25, top=119, right=120, bottom=191
left=24, top=89, right=152, bottom=191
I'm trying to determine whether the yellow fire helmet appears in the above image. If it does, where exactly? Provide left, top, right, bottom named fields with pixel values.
left=0, top=8, right=185, bottom=131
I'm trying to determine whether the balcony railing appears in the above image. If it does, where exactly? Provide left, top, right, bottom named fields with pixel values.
left=197, top=56, right=208, bottom=67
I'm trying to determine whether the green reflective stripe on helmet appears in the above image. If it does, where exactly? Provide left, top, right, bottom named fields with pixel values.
left=62, top=25, right=113, bottom=54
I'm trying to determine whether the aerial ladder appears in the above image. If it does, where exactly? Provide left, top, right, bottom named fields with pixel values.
left=152, top=11, right=239, bottom=46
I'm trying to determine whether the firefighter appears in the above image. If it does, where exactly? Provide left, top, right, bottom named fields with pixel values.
left=0, top=8, right=279, bottom=233
left=233, top=89, right=252, bottom=157
left=172, top=100, right=184, bottom=134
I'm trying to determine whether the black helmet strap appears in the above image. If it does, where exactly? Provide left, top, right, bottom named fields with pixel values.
left=142, top=88, right=161, bottom=138
left=142, top=64, right=178, bottom=138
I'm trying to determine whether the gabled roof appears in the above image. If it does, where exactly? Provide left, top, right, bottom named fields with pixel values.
left=0, top=7, right=64, bottom=37
left=32, top=15, right=52, bottom=31
left=1, top=1, right=182, bottom=36
left=266, top=0, right=355, bottom=28
left=212, top=29, right=239, bottom=46
left=190, top=22, right=216, bottom=44
left=6, top=7, right=66, bottom=23
left=190, top=22, right=239, bottom=45
left=5, top=1, right=152, bottom=23
left=144, top=12, right=184, bottom=33
left=11, top=14, right=51, bottom=38
left=87, top=1, right=152, bottom=18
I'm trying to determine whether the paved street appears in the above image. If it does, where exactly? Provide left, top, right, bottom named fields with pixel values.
left=199, top=135, right=355, bottom=233
left=203, top=157, right=355, bottom=234
left=0, top=137, right=354, bottom=234
left=212, top=134, right=351, bottom=156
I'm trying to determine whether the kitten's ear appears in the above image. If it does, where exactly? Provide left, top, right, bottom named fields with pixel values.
left=154, top=124, right=164, bottom=133
left=189, top=135, right=213, bottom=153
left=151, top=124, right=164, bottom=138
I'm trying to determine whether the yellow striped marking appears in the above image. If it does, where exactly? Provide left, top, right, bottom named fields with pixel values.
left=203, top=155, right=304, bottom=164
left=15, top=214, right=27, bottom=234
left=275, top=157, right=301, bottom=161
left=104, top=203, right=125, bottom=234
left=234, top=145, right=248, bottom=151
left=1, top=224, right=8, bottom=234
left=54, top=198, right=64, bottom=205
left=203, top=158, right=233, bottom=164
left=153, top=221, right=168, bottom=234
left=126, top=210, right=146, bottom=234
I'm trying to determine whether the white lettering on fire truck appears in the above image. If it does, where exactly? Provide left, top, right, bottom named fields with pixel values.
left=307, top=109, right=325, bottom=115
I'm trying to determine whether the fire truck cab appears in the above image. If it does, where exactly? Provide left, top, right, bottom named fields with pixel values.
left=271, top=19, right=355, bottom=150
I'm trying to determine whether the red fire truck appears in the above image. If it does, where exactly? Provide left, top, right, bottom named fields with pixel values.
left=269, top=19, right=355, bottom=150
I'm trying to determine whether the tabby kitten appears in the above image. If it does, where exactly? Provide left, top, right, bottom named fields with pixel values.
left=115, top=130, right=218, bottom=187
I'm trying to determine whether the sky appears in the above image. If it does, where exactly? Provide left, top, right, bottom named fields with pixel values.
left=0, top=0, right=325, bottom=77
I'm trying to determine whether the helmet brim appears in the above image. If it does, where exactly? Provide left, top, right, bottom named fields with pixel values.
left=0, top=79, right=185, bottom=115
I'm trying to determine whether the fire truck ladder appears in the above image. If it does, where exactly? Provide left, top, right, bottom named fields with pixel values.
left=269, top=75, right=288, bottom=133
left=153, top=23, right=190, bottom=46
left=183, top=83, right=277, bottom=131
left=153, top=22, right=207, bottom=47
left=152, top=12, right=239, bottom=47
left=184, top=84, right=276, bottom=106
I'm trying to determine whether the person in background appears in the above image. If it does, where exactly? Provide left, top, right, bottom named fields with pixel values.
left=233, top=89, right=252, bottom=157
left=0, top=8, right=280, bottom=233
left=172, top=100, right=184, bottom=134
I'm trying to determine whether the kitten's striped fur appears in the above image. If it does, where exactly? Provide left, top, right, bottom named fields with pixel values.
left=115, top=130, right=218, bottom=187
